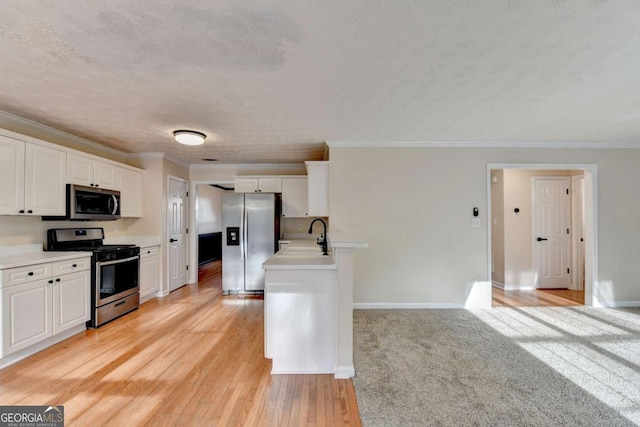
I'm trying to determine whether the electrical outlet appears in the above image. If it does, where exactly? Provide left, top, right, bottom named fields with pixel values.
left=113, top=224, right=119, bottom=232
left=297, top=224, right=303, bottom=231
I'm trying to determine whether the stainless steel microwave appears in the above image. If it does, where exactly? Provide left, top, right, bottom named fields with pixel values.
left=43, top=184, right=121, bottom=221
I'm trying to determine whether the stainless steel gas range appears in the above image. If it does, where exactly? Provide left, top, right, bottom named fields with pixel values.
left=46, top=228, right=140, bottom=328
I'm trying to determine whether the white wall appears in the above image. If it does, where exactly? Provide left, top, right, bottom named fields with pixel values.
left=329, top=146, right=640, bottom=307
left=196, top=185, right=224, bottom=234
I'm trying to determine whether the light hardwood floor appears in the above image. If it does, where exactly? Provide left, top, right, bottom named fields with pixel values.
left=492, top=286, right=585, bottom=307
left=0, top=261, right=361, bottom=426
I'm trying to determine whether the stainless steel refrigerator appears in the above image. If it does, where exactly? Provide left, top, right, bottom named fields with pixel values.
left=222, top=193, right=281, bottom=293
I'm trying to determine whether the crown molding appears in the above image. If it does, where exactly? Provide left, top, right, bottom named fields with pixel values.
left=189, top=163, right=305, bottom=170
left=326, top=140, right=640, bottom=149
left=0, top=109, right=129, bottom=157
left=127, top=152, right=165, bottom=159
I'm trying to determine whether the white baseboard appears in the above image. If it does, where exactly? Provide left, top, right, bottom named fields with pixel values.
left=597, top=301, right=640, bottom=308
left=156, top=290, right=169, bottom=298
left=504, top=285, right=535, bottom=291
left=491, top=281, right=505, bottom=289
left=0, top=324, right=86, bottom=369
left=334, top=365, right=355, bottom=379
left=353, top=302, right=464, bottom=309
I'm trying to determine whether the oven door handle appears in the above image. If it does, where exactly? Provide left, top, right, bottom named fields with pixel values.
left=97, top=255, right=139, bottom=267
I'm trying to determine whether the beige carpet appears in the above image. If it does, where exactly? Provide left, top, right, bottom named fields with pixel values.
left=353, top=307, right=640, bottom=426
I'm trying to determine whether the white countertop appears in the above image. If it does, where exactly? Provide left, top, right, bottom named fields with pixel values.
left=328, top=234, right=368, bottom=248
left=0, top=244, right=92, bottom=269
left=104, top=236, right=161, bottom=248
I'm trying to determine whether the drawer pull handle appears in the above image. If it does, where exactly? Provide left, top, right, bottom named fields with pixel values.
left=114, top=300, right=127, bottom=307
left=28, top=272, right=34, bottom=276
left=55, top=278, right=61, bottom=282
left=27, top=210, right=33, bottom=214
left=19, top=210, right=24, bottom=214
left=72, top=264, right=77, bottom=268
left=48, top=280, right=53, bottom=284
left=147, top=251, right=151, bottom=254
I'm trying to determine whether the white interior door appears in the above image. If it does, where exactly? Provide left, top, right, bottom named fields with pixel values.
left=533, top=177, right=571, bottom=289
left=168, top=177, right=188, bottom=292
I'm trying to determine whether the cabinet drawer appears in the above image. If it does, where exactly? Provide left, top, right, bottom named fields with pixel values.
left=52, top=257, right=91, bottom=276
left=1, top=263, right=52, bottom=287
left=141, top=247, right=159, bottom=258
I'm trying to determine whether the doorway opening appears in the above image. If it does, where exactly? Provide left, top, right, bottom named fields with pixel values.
left=189, top=180, right=234, bottom=283
left=190, top=181, right=235, bottom=287
left=487, top=164, right=596, bottom=308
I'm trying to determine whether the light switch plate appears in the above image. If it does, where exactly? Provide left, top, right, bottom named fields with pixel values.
left=471, top=218, right=481, bottom=228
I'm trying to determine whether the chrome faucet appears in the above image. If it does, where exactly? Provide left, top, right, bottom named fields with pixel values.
left=308, top=218, right=329, bottom=255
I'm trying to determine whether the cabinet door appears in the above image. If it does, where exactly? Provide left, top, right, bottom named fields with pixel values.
left=116, top=167, right=143, bottom=217
left=93, top=161, right=117, bottom=189
left=67, top=154, right=94, bottom=187
left=306, top=162, right=329, bottom=217
left=235, top=178, right=258, bottom=193
left=281, top=178, right=308, bottom=218
left=139, top=250, right=159, bottom=300
left=52, top=271, right=90, bottom=335
left=24, top=143, right=66, bottom=216
left=258, top=178, right=282, bottom=193
left=0, top=135, right=25, bottom=215
left=2, top=279, right=52, bottom=356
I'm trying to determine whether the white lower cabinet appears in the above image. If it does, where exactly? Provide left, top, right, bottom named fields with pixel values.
left=0, top=256, right=91, bottom=358
left=2, top=278, right=52, bottom=355
left=53, top=271, right=91, bottom=335
left=139, top=246, right=160, bottom=302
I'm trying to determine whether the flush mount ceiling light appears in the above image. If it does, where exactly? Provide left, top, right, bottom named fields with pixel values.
left=173, top=130, right=206, bottom=146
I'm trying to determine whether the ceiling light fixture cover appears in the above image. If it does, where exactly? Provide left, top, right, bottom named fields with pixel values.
left=174, top=130, right=206, bottom=146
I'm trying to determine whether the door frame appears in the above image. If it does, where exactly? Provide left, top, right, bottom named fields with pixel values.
left=531, top=176, right=571, bottom=289
left=571, top=174, right=585, bottom=291
left=167, top=175, right=189, bottom=293
left=487, top=163, right=598, bottom=307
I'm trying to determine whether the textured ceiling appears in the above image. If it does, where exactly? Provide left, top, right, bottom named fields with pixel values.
left=1, top=1, right=640, bottom=164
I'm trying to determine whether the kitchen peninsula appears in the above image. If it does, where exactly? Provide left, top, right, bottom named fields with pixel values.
left=262, top=235, right=367, bottom=379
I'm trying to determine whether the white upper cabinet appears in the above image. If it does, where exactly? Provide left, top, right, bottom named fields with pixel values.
left=0, top=135, right=25, bottom=215
left=257, top=178, right=282, bottom=193
left=305, top=161, right=329, bottom=217
left=115, top=167, right=143, bottom=217
left=25, top=144, right=67, bottom=216
left=282, top=178, right=308, bottom=218
left=235, top=177, right=282, bottom=193
left=67, top=154, right=117, bottom=190
left=234, top=178, right=258, bottom=193
left=0, top=135, right=66, bottom=217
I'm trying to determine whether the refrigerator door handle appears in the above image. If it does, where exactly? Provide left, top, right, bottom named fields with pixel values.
left=240, top=205, right=246, bottom=260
